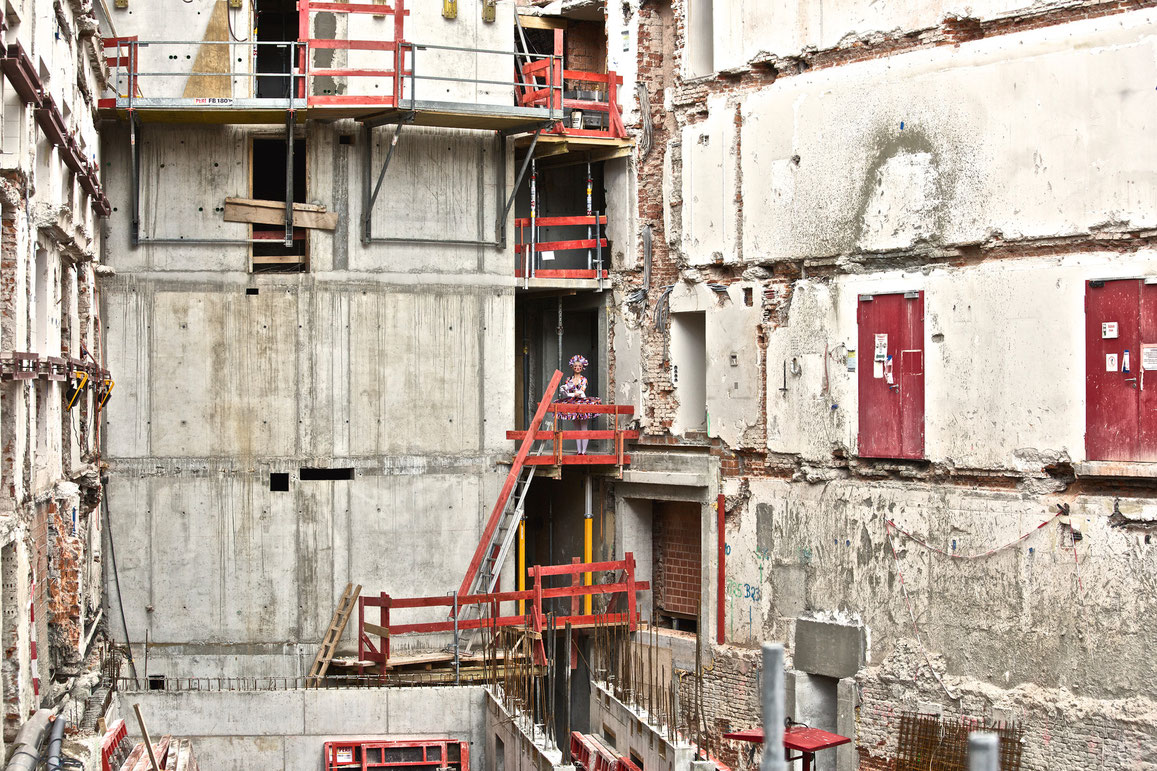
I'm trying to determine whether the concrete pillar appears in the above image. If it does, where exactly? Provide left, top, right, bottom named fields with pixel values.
left=760, top=643, right=786, bottom=771
left=836, top=678, right=857, bottom=771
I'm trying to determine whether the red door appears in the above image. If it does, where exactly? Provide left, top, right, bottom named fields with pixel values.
left=1086, top=279, right=1157, bottom=461
left=858, top=292, right=924, bottom=459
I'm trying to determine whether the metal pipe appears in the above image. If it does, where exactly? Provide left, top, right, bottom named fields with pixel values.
left=586, top=157, right=593, bottom=271
left=584, top=477, right=593, bottom=616
left=530, top=157, right=538, bottom=280
left=129, top=113, right=140, bottom=245
left=453, top=591, right=460, bottom=686
left=760, top=644, right=786, bottom=771
left=284, top=111, right=295, bottom=246
left=44, top=716, right=65, bottom=771
left=5, top=709, right=53, bottom=771
left=518, top=517, right=526, bottom=616
left=717, top=493, right=726, bottom=644
left=968, top=732, right=1000, bottom=771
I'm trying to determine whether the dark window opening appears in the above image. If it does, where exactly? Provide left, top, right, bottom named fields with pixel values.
left=299, top=467, right=355, bottom=481
left=269, top=472, right=289, bottom=491
left=246, top=287, right=260, bottom=296
left=255, top=0, right=299, bottom=99
left=630, top=750, right=645, bottom=771
left=252, top=136, right=307, bottom=273
left=147, top=674, right=166, bottom=691
left=339, top=134, right=355, bottom=145
left=743, top=287, right=753, bottom=306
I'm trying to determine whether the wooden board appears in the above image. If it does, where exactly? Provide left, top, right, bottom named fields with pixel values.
left=224, top=198, right=338, bottom=230
left=183, top=1, right=231, bottom=99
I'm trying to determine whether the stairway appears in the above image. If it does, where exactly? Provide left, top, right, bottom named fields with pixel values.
left=454, top=370, right=563, bottom=652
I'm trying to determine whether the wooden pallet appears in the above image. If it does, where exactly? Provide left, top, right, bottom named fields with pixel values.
left=307, top=582, right=362, bottom=687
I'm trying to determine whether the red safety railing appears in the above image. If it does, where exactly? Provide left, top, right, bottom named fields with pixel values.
left=325, top=739, right=468, bottom=771
left=299, top=0, right=411, bottom=107
left=100, top=719, right=129, bottom=771
left=357, top=554, right=646, bottom=672
left=519, top=60, right=626, bottom=139
left=571, top=732, right=643, bottom=771
left=514, top=214, right=609, bottom=280
left=507, top=403, right=635, bottom=468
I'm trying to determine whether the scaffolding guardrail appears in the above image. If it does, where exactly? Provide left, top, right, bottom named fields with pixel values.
left=99, top=36, right=562, bottom=123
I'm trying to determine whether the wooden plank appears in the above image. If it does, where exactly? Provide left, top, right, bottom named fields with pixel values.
left=225, top=197, right=328, bottom=213
left=224, top=200, right=338, bottom=230
left=364, top=621, right=389, bottom=637
left=517, top=14, right=566, bottom=30
left=251, top=255, right=306, bottom=265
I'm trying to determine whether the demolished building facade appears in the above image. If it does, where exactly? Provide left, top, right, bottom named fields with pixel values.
left=0, top=0, right=1154, bottom=768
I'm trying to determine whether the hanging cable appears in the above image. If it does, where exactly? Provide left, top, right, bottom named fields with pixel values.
left=636, top=82, right=653, bottom=159
left=228, top=3, right=249, bottom=42
left=101, top=477, right=138, bottom=684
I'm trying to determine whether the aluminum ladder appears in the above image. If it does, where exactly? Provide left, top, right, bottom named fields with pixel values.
left=455, top=369, right=563, bottom=653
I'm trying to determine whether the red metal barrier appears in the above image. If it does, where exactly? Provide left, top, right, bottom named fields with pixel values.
left=325, top=739, right=468, bottom=771
left=508, top=403, right=634, bottom=467
left=357, top=554, right=648, bottom=671
left=519, top=60, right=626, bottom=139
left=100, top=719, right=129, bottom=771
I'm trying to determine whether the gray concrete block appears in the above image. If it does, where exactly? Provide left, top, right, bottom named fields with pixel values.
left=793, top=619, right=864, bottom=679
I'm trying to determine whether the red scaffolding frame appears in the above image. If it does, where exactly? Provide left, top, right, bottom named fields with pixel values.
left=356, top=554, right=646, bottom=673
left=324, top=739, right=468, bottom=771
left=298, top=0, right=411, bottom=107
left=507, top=402, right=635, bottom=467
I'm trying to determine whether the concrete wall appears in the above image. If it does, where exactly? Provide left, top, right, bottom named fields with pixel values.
left=119, top=686, right=488, bottom=771
left=484, top=690, right=569, bottom=771
left=101, top=115, right=518, bottom=676
left=673, top=12, right=1157, bottom=265
left=590, top=681, right=695, bottom=771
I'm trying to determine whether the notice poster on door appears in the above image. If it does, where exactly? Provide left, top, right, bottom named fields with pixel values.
left=1103, top=322, right=1119, bottom=339
left=1143, top=345, right=1157, bottom=371
left=1106, top=353, right=1119, bottom=372
left=874, top=334, right=888, bottom=361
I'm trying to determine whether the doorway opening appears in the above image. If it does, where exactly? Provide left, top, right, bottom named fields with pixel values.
left=255, top=0, right=299, bottom=99
left=251, top=135, right=307, bottom=272
left=670, top=311, right=706, bottom=434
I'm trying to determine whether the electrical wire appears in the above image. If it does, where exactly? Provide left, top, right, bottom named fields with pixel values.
left=636, top=82, right=653, bottom=158
left=101, top=477, right=138, bottom=684
left=228, top=3, right=249, bottom=42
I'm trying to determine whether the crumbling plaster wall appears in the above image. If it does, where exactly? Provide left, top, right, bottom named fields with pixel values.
left=707, top=0, right=1105, bottom=72
left=0, top=0, right=109, bottom=750
left=764, top=251, right=1152, bottom=472
left=609, top=0, right=1157, bottom=767
left=720, top=477, right=1157, bottom=767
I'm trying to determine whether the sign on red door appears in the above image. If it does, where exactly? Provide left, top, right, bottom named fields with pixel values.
left=1086, top=279, right=1157, bottom=461
left=858, top=292, right=924, bottom=459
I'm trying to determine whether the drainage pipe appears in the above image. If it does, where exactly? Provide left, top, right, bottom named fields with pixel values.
left=5, top=708, right=53, bottom=771
left=45, top=715, right=66, bottom=771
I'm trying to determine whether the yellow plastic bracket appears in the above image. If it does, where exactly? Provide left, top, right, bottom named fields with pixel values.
left=65, top=371, right=89, bottom=411
left=443, top=0, right=457, bottom=19
left=482, top=0, right=496, bottom=22
left=97, top=377, right=115, bottom=412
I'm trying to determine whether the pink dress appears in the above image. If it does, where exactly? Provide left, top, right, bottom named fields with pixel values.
left=558, top=375, right=602, bottom=421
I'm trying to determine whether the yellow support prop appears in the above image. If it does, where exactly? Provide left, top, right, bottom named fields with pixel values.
left=518, top=518, right=526, bottom=616
left=584, top=516, right=593, bottom=615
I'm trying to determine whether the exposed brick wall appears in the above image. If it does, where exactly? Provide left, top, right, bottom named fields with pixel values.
left=653, top=501, right=701, bottom=617
left=566, top=20, right=608, bottom=81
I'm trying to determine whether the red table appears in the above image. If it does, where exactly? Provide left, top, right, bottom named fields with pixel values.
left=721, top=726, right=851, bottom=771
